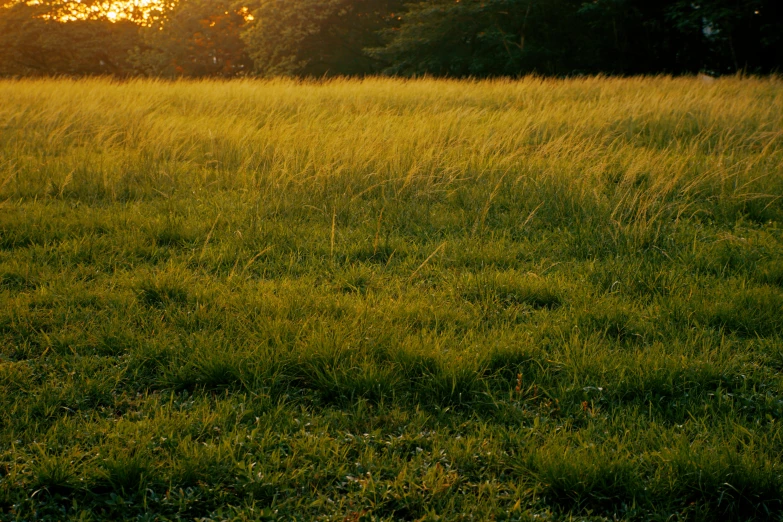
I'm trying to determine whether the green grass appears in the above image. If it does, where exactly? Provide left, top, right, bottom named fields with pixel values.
left=1, top=76, right=782, bottom=521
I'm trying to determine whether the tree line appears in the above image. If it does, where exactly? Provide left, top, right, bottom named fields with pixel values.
left=1, top=0, right=781, bottom=78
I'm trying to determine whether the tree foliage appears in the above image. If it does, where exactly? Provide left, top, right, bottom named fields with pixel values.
left=665, top=0, right=783, bottom=74
left=241, top=0, right=404, bottom=76
left=133, top=0, right=251, bottom=77
left=369, top=0, right=586, bottom=77
left=0, top=0, right=780, bottom=77
left=372, top=0, right=783, bottom=77
left=0, top=2, right=141, bottom=76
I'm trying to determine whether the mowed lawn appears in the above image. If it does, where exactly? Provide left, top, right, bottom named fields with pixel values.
left=1, top=77, right=783, bottom=521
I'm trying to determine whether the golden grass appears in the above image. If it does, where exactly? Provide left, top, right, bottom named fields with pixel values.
left=2, top=76, right=783, bottom=520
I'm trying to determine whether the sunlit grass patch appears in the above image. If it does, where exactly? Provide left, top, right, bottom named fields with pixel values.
left=524, top=443, right=645, bottom=514
left=756, top=260, right=783, bottom=288
left=657, top=443, right=783, bottom=519
left=458, top=270, right=564, bottom=310
left=577, top=298, right=652, bottom=345
left=333, top=263, right=379, bottom=295
left=0, top=271, right=37, bottom=292
left=135, top=269, right=192, bottom=309
left=0, top=76, right=782, bottom=520
left=162, top=343, right=247, bottom=392
left=688, top=285, right=783, bottom=338
left=97, top=449, right=154, bottom=496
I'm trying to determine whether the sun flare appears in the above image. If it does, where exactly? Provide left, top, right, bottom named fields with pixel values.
left=5, top=0, right=254, bottom=24
left=8, top=0, right=174, bottom=24
left=63, top=0, right=172, bottom=23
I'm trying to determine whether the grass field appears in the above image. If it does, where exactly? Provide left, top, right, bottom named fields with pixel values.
left=1, top=76, right=782, bottom=521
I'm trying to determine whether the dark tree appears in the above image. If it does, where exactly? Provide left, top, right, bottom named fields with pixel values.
left=371, top=0, right=783, bottom=76
left=370, top=0, right=590, bottom=77
left=241, top=0, right=404, bottom=77
left=666, top=0, right=783, bottom=74
left=1, top=0, right=781, bottom=78
left=0, top=1, right=141, bottom=76
left=132, top=0, right=252, bottom=77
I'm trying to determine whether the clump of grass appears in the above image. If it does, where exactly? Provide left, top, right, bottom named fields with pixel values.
left=459, top=271, right=563, bottom=309
left=136, top=278, right=190, bottom=309
left=693, top=236, right=765, bottom=277
left=30, top=449, right=81, bottom=497
left=485, top=345, right=542, bottom=382
left=98, top=451, right=153, bottom=495
left=577, top=299, right=650, bottom=344
left=756, top=260, right=783, bottom=287
left=658, top=444, right=783, bottom=519
left=417, top=364, right=486, bottom=409
left=95, top=329, right=137, bottom=357
left=525, top=444, right=645, bottom=514
left=152, top=227, right=197, bottom=249
left=172, top=441, right=235, bottom=489
left=165, top=350, right=245, bottom=391
left=587, top=257, right=689, bottom=300
left=0, top=272, right=36, bottom=291
left=334, top=263, right=377, bottom=295
left=349, top=243, right=396, bottom=264
left=697, top=286, right=783, bottom=338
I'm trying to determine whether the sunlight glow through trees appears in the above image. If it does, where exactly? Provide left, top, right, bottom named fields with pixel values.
left=5, top=0, right=174, bottom=24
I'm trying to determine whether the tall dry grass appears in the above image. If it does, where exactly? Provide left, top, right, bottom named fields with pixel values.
left=2, top=76, right=781, bottom=236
